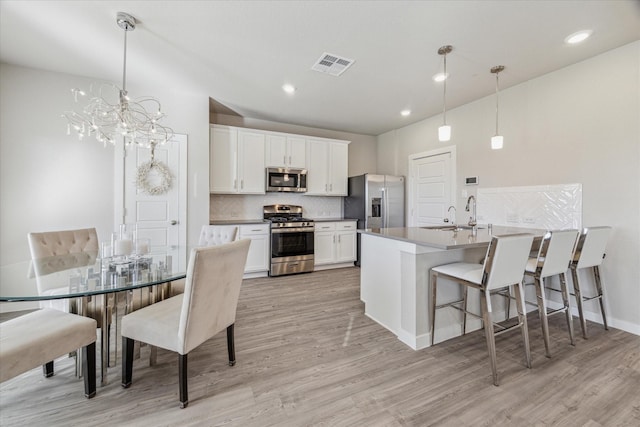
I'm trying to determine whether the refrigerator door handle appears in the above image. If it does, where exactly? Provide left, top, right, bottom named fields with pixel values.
left=381, top=187, right=386, bottom=228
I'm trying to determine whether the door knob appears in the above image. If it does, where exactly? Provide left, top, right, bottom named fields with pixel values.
left=170, top=220, right=178, bottom=225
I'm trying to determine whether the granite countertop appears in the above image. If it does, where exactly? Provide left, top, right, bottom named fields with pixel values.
left=312, top=218, right=358, bottom=222
left=210, top=219, right=268, bottom=225
left=359, top=225, right=547, bottom=250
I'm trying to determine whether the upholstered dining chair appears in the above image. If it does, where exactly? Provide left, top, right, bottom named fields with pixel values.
left=0, top=308, right=97, bottom=398
left=27, top=228, right=112, bottom=364
left=569, top=226, right=612, bottom=339
left=121, top=239, right=250, bottom=408
left=524, top=229, right=579, bottom=358
left=170, top=225, right=238, bottom=296
left=430, top=233, right=535, bottom=386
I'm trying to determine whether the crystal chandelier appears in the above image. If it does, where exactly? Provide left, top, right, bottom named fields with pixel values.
left=63, top=12, right=173, bottom=148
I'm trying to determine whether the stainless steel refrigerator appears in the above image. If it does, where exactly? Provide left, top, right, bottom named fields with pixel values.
left=343, top=174, right=405, bottom=265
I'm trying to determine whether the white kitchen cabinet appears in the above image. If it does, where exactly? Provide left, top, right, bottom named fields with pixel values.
left=306, top=139, right=349, bottom=196
left=314, top=225, right=336, bottom=265
left=314, top=221, right=357, bottom=268
left=266, top=134, right=306, bottom=169
left=238, top=223, right=270, bottom=276
left=210, top=125, right=265, bottom=194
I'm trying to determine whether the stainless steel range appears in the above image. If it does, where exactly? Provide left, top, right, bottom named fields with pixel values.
left=264, top=204, right=314, bottom=276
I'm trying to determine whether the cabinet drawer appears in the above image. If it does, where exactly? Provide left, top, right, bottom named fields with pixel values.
left=336, top=221, right=357, bottom=231
left=315, top=223, right=336, bottom=231
left=239, top=224, right=270, bottom=236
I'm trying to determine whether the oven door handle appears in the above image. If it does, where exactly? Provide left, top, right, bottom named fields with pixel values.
left=271, top=227, right=314, bottom=234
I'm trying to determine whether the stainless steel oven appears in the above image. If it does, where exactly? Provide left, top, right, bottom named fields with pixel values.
left=264, top=205, right=314, bottom=276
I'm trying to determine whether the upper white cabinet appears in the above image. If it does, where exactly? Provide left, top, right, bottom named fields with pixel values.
left=210, top=124, right=348, bottom=195
left=266, top=134, right=306, bottom=169
left=210, top=125, right=265, bottom=194
left=306, top=139, right=349, bottom=196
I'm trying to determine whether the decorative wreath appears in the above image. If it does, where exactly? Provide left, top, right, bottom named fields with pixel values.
left=136, top=160, right=172, bottom=195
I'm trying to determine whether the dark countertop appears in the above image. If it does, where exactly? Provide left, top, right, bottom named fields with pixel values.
left=210, top=219, right=268, bottom=225
left=359, top=225, right=547, bottom=250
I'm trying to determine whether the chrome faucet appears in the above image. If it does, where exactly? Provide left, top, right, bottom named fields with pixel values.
left=446, top=205, right=457, bottom=226
left=466, top=195, right=477, bottom=227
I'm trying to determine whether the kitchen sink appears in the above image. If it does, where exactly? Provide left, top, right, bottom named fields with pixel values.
left=421, top=225, right=486, bottom=231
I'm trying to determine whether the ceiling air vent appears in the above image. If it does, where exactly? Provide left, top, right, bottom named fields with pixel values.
left=311, top=52, right=355, bottom=76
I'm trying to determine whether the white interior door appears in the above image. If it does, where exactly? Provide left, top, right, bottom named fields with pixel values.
left=408, top=147, right=456, bottom=226
left=119, top=134, right=188, bottom=270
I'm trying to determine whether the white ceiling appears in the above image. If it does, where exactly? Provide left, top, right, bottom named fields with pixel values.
left=1, top=1, right=639, bottom=136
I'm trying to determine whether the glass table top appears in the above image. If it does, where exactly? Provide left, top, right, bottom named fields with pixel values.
left=0, top=247, right=186, bottom=302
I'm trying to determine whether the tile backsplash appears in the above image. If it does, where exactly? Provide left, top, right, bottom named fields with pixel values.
left=210, top=194, right=343, bottom=220
left=477, top=183, right=582, bottom=230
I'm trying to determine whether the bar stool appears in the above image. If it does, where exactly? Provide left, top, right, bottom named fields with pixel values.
left=430, top=233, right=534, bottom=386
left=525, top=229, right=579, bottom=358
left=570, top=226, right=612, bottom=339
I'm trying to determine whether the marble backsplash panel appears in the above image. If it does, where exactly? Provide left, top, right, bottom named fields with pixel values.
left=210, top=194, right=343, bottom=220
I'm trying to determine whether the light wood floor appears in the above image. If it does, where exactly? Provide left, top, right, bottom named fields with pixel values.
left=1, top=267, right=639, bottom=426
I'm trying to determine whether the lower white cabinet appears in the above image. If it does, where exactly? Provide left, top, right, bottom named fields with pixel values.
left=238, top=224, right=270, bottom=276
left=314, top=221, right=357, bottom=267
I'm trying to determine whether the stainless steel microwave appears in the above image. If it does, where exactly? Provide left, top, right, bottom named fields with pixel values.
left=266, top=167, right=307, bottom=192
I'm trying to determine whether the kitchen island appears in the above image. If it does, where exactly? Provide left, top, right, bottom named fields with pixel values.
left=359, top=225, right=546, bottom=350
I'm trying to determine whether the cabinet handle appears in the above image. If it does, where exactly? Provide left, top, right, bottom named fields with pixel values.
left=284, top=155, right=286, bottom=164
left=288, top=155, right=292, bottom=165
left=330, top=183, right=333, bottom=191
left=333, top=235, right=336, bottom=243
left=234, top=179, right=237, bottom=189
left=338, top=235, right=341, bottom=243
left=251, top=229, right=262, bottom=232
left=241, top=179, right=244, bottom=189
left=325, top=184, right=328, bottom=192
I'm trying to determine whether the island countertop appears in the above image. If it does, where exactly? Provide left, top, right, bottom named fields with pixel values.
left=359, top=225, right=547, bottom=250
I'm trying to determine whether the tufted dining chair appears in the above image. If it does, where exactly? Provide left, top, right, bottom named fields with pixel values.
left=170, top=225, right=238, bottom=296
left=27, top=228, right=112, bottom=366
left=121, top=239, right=250, bottom=408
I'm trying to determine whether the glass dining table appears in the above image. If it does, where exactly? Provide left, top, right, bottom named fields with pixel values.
left=0, top=247, right=187, bottom=386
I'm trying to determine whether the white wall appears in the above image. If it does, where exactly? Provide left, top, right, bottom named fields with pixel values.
left=0, top=63, right=210, bottom=266
left=377, top=41, right=640, bottom=334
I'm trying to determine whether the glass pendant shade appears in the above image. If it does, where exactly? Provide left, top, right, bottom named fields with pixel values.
left=491, top=135, right=504, bottom=150
left=438, top=125, right=451, bottom=142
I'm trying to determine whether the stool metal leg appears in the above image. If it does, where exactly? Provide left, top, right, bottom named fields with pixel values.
left=570, top=266, right=588, bottom=339
left=461, top=285, right=468, bottom=336
left=559, top=272, right=575, bottom=346
left=534, top=277, right=552, bottom=358
left=593, top=266, right=608, bottom=330
left=480, top=289, right=499, bottom=386
left=513, top=281, right=532, bottom=369
left=430, top=273, right=438, bottom=346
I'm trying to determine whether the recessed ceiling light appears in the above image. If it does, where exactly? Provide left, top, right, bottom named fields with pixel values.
left=401, top=109, right=411, bottom=117
left=565, top=30, right=592, bottom=44
left=282, top=84, right=296, bottom=94
left=432, top=73, right=448, bottom=83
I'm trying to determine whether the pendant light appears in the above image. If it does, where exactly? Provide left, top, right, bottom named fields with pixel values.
left=437, top=45, right=453, bottom=142
left=490, top=65, right=505, bottom=150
